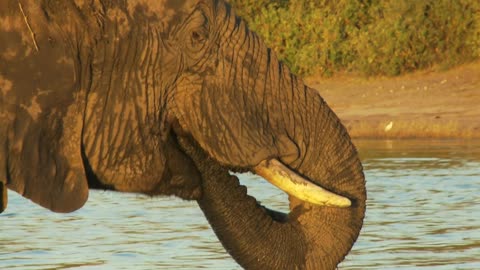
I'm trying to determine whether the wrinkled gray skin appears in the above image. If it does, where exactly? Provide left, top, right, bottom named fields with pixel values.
left=0, top=0, right=366, bottom=269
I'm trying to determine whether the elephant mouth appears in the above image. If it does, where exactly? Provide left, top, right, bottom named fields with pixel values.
left=253, top=159, right=351, bottom=208
left=172, top=130, right=352, bottom=209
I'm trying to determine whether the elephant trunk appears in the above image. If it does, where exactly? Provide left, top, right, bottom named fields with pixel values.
left=179, top=68, right=366, bottom=269
left=179, top=136, right=308, bottom=269
left=176, top=2, right=366, bottom=268
left=182, top=126, right=365, bottom=269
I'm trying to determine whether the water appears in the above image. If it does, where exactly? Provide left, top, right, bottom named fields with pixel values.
left=1, top=140, right=479, bottom=269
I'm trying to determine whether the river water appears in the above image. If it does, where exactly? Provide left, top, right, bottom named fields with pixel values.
left=1, top=140, right=479, bottom=269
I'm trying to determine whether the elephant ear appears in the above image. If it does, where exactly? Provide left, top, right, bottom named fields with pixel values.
left=8, top=82, right=91, bottom=215
left=4, top=97, right=89, bottom=213
left=1, top=119, right=7, bottom=213
left=0, top=1, right=89, bottom=213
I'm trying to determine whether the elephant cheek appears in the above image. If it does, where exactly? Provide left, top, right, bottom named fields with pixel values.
left=147, top=135, right=203, bottom=200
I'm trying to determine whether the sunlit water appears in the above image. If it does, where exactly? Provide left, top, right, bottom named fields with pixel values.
left=1, top=140, right=479, bottom=269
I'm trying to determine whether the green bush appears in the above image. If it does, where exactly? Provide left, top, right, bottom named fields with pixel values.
left=228, top=0, right=480, bottom=76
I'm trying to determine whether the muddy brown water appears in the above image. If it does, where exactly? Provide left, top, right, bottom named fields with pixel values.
left=1, top=140, right=479, bottom=269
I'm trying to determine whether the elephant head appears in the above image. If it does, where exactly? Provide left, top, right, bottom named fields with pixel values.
left=0, top=0, right=366, bottom=269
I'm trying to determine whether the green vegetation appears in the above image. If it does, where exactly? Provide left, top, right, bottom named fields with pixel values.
left=228, top=0, right=480, bottom=76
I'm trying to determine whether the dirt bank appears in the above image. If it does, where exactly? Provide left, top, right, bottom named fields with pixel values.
left=306, top=61, right=480, bottom=139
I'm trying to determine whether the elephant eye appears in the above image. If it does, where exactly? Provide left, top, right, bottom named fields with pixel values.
left=190, top=28, right=208, bottom=46
left=192, top=31, right=202, bottom=41
left=180, top=3, right=214, bottom=67
left=186, top=10, right=209, bottom=50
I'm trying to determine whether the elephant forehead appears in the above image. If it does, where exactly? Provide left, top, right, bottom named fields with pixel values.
left=126, top=0, right=197, bottom=21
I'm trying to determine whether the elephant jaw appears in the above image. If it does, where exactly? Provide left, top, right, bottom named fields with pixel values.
left=254, top=159, right=352, bottom=208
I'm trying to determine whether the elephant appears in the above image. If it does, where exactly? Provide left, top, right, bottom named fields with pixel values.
left=0, top=0, right=366, bottom=269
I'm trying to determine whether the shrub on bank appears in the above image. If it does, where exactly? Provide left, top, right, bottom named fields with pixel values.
left=228, top=0, right=480, bottom=76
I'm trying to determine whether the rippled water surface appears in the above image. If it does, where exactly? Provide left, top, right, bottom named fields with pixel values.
left=1, top=140, right=479, bottom=269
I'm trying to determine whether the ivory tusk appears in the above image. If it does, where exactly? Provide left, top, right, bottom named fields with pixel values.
left=254, top=159, right=351, bottom=208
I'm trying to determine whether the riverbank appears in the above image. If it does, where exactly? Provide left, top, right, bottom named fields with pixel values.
left=306, top=61, right=480, bottom=139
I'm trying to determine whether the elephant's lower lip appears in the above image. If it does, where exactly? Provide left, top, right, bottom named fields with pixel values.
left=253, top=159, right=352, bottom=208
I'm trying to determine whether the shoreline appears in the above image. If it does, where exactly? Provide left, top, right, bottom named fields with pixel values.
left=306, top=61, right=480, bottom=139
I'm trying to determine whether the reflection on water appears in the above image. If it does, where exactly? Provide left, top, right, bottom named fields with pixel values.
left=343, top=140, right=480, bottom=270
left=1, top=140, right=480, bottom=269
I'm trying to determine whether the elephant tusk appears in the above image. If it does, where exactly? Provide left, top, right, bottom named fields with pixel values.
left=254, top=159, right=351, bottom=208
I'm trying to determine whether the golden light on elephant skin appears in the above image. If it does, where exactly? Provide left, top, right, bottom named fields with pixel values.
left=254, top=159, right=352, bottom=208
